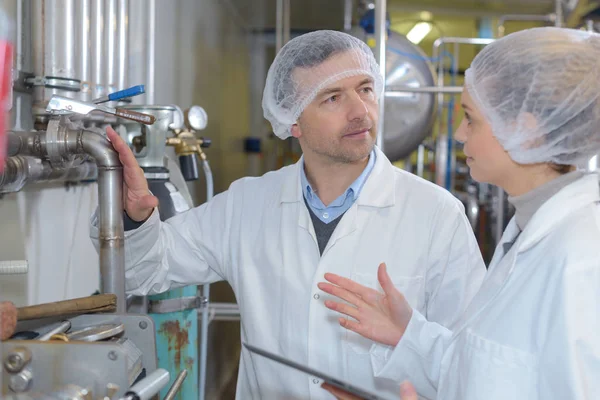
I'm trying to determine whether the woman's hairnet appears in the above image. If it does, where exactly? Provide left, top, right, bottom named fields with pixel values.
left=262, top=30, right=383, bottom=139
left=465, top=27, right=600, bottom=165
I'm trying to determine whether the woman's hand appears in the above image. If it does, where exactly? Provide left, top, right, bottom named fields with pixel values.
left=318, top=263, right=413, bottom=347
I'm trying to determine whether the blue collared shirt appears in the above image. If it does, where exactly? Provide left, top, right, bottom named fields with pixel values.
left=301, top=150, right=376, bottom=224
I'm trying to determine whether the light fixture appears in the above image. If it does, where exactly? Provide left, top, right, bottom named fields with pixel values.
left=406, top=22, right=433, bottom=44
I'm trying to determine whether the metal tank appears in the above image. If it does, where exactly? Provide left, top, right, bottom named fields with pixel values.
left=351, top=28, right=437, bottom=161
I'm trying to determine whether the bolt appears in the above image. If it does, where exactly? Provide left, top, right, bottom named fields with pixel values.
left=108, top=351, right=118, bottom=361
left=4, top=347, right=32, bottom=373
left=139, top=321, right=148, bottom=330
left=9, top=369, right=33, bottom=393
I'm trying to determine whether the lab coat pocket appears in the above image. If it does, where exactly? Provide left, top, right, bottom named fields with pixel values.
left=460, top=329, right=537, bottom=400
left=343, top=273, right=423, bottom=355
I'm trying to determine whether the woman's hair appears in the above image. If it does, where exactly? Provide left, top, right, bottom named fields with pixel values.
left=465, top=27, right=600, bottom=166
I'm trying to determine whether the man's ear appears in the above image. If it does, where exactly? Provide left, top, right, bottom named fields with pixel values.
left=291, top=123, right=302, bottom=138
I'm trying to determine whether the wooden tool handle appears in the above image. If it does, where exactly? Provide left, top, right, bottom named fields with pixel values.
left=115, top=108, right=156, bottom=125
left=17, top=294, right=117, bottom=321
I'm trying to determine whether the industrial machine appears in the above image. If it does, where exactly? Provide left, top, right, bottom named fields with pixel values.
left=0, top=1, right=212, bottom=399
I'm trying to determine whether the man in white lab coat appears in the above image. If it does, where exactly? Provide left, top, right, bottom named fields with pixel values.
left=90, top=30, right=485, bottom=399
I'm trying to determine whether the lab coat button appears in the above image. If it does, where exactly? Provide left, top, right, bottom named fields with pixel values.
left=313, top=378, right=320, bottom=384
left=313, top=294, right=320, bottom=300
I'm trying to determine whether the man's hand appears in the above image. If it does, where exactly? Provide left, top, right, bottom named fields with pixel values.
left=322, top=381, right=418, bottom=400
left=106, top=127, right=158, bottom=222
left=318, top=263, right=413, bottom=347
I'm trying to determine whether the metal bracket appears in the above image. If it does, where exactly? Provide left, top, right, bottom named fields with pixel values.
left=24, top=76, right=81, bottom=92
left=12, top=71, right=35, bottom=94
left=148, top=296, right=208, bottom=314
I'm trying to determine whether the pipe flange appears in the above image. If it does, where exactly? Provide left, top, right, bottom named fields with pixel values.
left=46, top=118, right=75, bottom=167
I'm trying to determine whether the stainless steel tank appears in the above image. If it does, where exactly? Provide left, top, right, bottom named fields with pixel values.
left=352, top=29, right=437, bottom=161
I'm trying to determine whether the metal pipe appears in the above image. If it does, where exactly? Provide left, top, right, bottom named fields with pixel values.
left=5, top=126, right=126, bottom=312
left=105, top=0, right=118, bottom=95
left=586, top=20, right=595, bottom=32
left=163, top=370, right=188, bottom=400
left=283, top=0, right=291, bottom=46
left=497, top=14, right=555, bottom=37
left=38, top=321, right=71, bottom=341
left=76, top=0, right=92, bottom=102
left=344, top=0, right=353, bottom=31
left=374, top=0, right=386, bottom=151
left=0, top=156, right=98, bottom=193
left=31, top=0, right=77, bottom=110
left=494, top=186, right=505, bottom=245
left=199, top=160, right=214, bottom=400
left=146, top=0, right=156, bottom=104
left=127, top=0, right=147, bottom=104
left=555, top=0, right=563, bottom=27
left=417, top=144, right=425, bottom=177
left=76, top=130, right=126, bottom=313
left=385, top=86, right=463, bottom=94
left=91, top=0, right=105, bottom=99
left=117, top=0, right=129, bottom=91
left=276, top=0, right=284, bottom=53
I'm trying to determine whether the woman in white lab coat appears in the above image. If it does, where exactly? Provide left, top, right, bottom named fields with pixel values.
left=319, top=27, right=600, bottom=400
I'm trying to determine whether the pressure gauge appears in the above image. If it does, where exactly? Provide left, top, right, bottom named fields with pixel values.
left=185, top=105, right=208, bottom=131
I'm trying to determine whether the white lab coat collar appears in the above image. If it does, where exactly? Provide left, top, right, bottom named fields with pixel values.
left=457, top=173, right=600, bottom=329
left=518, top=173, right=600, bottom=252
left=279, top=146, right=396, bottom=208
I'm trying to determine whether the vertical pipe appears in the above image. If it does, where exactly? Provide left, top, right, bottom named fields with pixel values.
left=374, top=0, right=386, bottom=151
left=554, top=0, right=563, bottom=27
left=91, top=0, right=105, bottom=99
left=77, top=131, right=126, bottom=313
left=344, top=0, right=353, bottom=32
left=117, top=0, right=128, bottom=91
left=494, top=186, right=505, bottom=245
left=275, top=0, right=283, bottom=53
left=282, top=0, right=290, bottom=46
left=146, top=0, right=155, bottom=104
left=105, top=0, right=117, bottom=96
left=77, top=0, right=91, bottom=102
left=31, top=0, right=77, bottom=109
left=199, top=161, right=214, bottom=400
left=433, top=40, right=447, bottom=187
left=30, top=0, right=43, bottom=105
left=416, top=144, right=424, bottom=177
left=127, top=0, right=147, bottom=104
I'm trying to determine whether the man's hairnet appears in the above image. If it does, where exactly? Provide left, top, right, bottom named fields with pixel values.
left=262, top=30, right=383, bottom=139
left=465, top=27, right=600, bottom=165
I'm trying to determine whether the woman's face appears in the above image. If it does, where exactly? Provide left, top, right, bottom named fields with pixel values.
left=455, top=87, right=519, bottom=188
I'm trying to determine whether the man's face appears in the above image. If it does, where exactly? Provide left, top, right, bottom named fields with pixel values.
left=290, top=51, right=379, bottom=164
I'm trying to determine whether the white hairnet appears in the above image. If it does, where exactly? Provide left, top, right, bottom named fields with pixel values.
left=465, top=27, right=600, bottom=165
left=262, top=30, right=383, bottom=139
